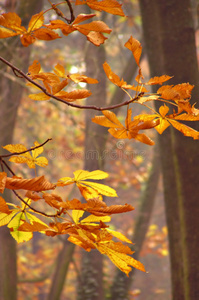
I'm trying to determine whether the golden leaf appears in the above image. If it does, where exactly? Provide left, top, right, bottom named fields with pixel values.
left=97, top=241, right=145, bottom=275
left=82, top=0, right=125, bottom=16
left=124, top=36, right=142, bottom=67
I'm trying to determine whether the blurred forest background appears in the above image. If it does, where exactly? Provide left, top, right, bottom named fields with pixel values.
left=0, top=0, right=198, bottom=299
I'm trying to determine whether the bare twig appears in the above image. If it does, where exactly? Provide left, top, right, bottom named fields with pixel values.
left=48, top=0, right=75, bottom=24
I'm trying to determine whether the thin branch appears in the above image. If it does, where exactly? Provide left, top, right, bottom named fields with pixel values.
left=0, top=56, right=140, bottom=111
left=2, top=160, right=16, bottom=176
left=1, top=138, right=52, bottom=158
left=48, top=0, right=75, bottom=24
left=12, top=189, right=60, bottom=218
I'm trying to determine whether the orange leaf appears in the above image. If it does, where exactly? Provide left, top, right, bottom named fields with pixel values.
left=169, top=120, right=199, bottom=140
left=97, top=241, right=145, bottom=275
left=0, top=172, right=7, bottom=194
left=145, top=75, right=173, bottom=85
left=56, top=89, right=92, bottom=102
left=5, top=176, right=55, bottom=192
left=0, top=196, right=10, bottom=214
left=28, top=60, right=41, bottom=75
left=77, top=0, right=125, bottom=16
left=0, top=12, right=26, bottom=36
left=27, top=11, right=44, bottom=32
left=33, top=28, right=60, bottom=41
left=124, top=36, right=142, bottom=67
left=18, top=221, right=48, bottom=232
left=69, top=74, right=98, bottom=84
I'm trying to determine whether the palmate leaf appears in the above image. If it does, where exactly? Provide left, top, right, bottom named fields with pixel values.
left=135, top=104, right=199, bottom=138
left=57, top=170, right=117, bottom=200
left=92, top=109, right=156, bottom=145
left=3, top=141, right=48, bottom=168
left=0, top=12, right=60, bottom=46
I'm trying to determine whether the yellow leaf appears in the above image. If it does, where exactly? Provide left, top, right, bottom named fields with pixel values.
left=97, top=241, right=145, bottom=275
left=27, top=11, right=44, bottom=32
left=3, top=143, right=27, bottom=153
left=57, top=170, right=117, bottom=199
left=28, top=93, right=50, bottom=101
left=72, top=210, right=85, bottom=223
left=81, top=214, right=111, bottom=223
left=74, top=170, right=109, bottom=181
left=10, top=229, right=33, bottom=243
left=107, top=229, right=132, bottom=243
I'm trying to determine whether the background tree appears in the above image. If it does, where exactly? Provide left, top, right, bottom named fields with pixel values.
left=139, top=0, right=199, bottom=299
left=0, top=1, right=43, bottom=300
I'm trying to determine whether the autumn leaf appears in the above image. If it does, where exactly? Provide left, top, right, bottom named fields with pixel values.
left=92, top=109, right=156, bottom=145
left=55, top=89, right=92, bottom=102
left=3, top=141, right=48, bottom=168
left=0, top=12, right=60, bottom=46
left=0, top=172, right=7, bottom=193
left=68, top=74, right=98, bottom=84
left=46, top=14, right=112, bottom=46
left=97, top=241, right=146, bottom=275
left=144, top=75, right=173, bottom=85
left=157, top=83, right=194, bottom=101
left=57, top=170, right=117, bottom=199
left=135, top=104, right=199, bottom=139
left=0, top=196, right=10, bottom=214
left=5, top=175, right=55, bottom=192
left=125, top=36, right=142, bottom=67
left=76, top=0, right=125, bottom=16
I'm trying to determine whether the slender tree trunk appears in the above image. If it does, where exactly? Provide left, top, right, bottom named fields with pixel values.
left=109, top=145, right=161, bottom=300
left=0, top=2, right=43, bottom=300
left=46, top=242, right=75, bottom=300
left=77, top=42, right=107, bottom=300
left=139, top=1, right=199, bottom=299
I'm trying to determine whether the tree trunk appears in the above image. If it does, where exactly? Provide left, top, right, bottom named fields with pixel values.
left=109, top=145, right=161, bottom=300
left=47, top=242, right=75, bottom=300
left=0, top=1, right=43, bottom=300
left=77, top=42, right=107, bottom=300
left=139, top=1, right=199, bottom=299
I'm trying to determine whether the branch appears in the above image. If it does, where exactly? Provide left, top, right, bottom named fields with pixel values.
left=12, top=189, right=60, bottom=218
left=0, top=138, right=52, bottom=158
left=0, top=56, right=139, bottom=111
left=49, top=0, right=75, bottom=24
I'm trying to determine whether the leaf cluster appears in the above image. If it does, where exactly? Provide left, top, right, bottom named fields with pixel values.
left=0, top=0, right=199, bottom=277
